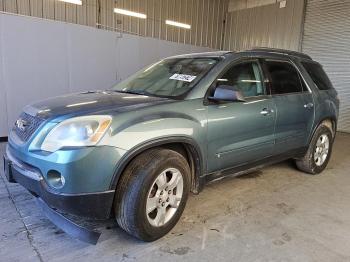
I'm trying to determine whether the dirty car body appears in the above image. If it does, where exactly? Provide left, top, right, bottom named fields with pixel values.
left=3, top=49, right=339, bottom=243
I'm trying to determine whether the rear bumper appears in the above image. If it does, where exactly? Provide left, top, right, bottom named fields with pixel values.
left=3, top=150, right=115, bottom=219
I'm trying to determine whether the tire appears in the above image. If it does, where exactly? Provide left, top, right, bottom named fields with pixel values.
left=295, top=124, right=334, bottom=174
left=114, top=148, right=190, bottom=241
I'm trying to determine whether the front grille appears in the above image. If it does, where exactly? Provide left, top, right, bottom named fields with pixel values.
left=13, top=112, right=45, bottom=142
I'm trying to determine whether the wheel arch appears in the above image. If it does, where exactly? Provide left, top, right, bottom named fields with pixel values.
left=109, top=137, right=204, bottom=194
left=310, top=116, right=337, bottom=143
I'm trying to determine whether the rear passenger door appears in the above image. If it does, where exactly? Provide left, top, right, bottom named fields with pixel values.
left=263, top=59, right=315, bottom=155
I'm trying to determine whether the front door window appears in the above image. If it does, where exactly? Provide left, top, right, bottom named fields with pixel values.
left=216, top=61, right=265, bottom=98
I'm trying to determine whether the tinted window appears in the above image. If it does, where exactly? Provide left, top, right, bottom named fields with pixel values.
left=302, top=62, right=333, bottom=90
left=265, top=60, right=303, bottom=95
left=216, top=62, right=264, bottom=97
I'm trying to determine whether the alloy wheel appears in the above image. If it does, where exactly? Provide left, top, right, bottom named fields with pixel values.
left=146, top=168, right=184, bottom=227
left=314, top=134, right=330, bottom=166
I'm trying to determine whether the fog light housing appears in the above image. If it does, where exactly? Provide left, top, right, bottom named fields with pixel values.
left=47, top=170, right=65, bottom=189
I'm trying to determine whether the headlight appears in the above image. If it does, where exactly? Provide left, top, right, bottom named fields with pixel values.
left=41, top=115, right=112, bottom=152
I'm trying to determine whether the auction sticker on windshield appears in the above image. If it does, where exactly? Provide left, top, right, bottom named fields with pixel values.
left=170, top=74, right=197, bottom=82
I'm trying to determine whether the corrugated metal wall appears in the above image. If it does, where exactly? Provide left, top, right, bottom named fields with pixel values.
left=223, top=0, right=305, bottom=51
left=0, top=0, right=228, bottom=49
left=302, top=0, right=350, bottom=132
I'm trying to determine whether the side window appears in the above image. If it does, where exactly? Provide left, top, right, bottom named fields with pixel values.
left=216, top=62, right=264, bottom=97
left=301, top=62, right=333, bottom=90
left=265, top=60, right=303, bottom=95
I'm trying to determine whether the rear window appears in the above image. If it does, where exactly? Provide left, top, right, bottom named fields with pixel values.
left=301, top=62, right=333, bottom=90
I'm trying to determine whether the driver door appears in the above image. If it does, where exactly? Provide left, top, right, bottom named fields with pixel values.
left=207, top=59, right=276, bottom=173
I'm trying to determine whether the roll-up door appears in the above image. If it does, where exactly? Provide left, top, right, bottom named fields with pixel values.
left=302, top=0, right=350, bottom=132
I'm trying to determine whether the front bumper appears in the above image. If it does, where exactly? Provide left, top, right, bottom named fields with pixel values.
left=36, top=198, right=101, bottom=244
left=3, top=151, right=115, bottom=219
left=3, top=151, right=115, bottom=244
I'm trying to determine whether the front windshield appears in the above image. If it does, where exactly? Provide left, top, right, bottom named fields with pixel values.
left=112, top=57, right=219, bottom=98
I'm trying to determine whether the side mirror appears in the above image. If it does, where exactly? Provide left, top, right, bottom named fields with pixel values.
left=208, top=85, right=246, bottom=102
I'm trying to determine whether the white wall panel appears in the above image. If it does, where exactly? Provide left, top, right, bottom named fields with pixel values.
left=0, top=12, right=214, bottom=136
left=116, top=33, right=141, bottom=81
left=1, top=14, right=70, bottom=127
left=139, top=37, right=160, bottom=68
left=67, top=24, right=118, bottom=92
left=0, top=15, right=8, bottom=136
left=158, top=41, right=190, bottom=59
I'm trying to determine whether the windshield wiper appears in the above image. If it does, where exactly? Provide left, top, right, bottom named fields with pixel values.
left=112, top=89, right=156, bottom=97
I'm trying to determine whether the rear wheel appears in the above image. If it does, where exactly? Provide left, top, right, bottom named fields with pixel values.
left=295, top=124, right=334, bottom=174
left=114, top=149, right=190, bottom=241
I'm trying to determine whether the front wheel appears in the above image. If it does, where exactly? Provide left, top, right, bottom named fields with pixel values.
left=114, top=149, right=190, bottom=241
left=295, top=124, right=334, bottom=174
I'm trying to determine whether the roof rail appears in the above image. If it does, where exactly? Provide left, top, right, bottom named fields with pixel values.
left=249, top=47, right=312, bottom=60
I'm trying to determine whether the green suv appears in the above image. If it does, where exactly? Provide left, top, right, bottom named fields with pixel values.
left=3, top=48, right=339, bottom=243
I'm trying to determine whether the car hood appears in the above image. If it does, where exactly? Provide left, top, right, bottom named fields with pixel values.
left=23, top=90, right=171, bottom=120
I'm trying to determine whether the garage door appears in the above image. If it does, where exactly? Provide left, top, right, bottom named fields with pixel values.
left=302, top=0, right=350, bottom=132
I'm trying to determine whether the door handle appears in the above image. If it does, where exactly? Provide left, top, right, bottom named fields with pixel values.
left=260, top=108, right=273, bottom=116
left=304, top=103, right=314, bottom=109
